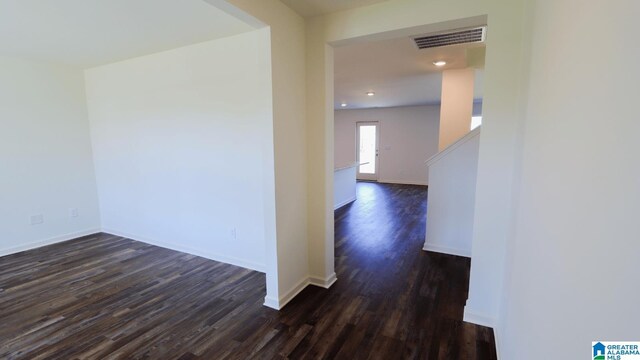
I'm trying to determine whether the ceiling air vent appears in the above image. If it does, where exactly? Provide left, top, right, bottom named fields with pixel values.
left=413, top=27, right=486, bottom=49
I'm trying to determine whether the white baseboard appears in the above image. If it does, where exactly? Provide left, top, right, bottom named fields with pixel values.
left=309, top=272, right=337, bottom=288
left=0, top=228, right=101, bottom=257
left=464, top=304, right=500, bottom=357
left=263, top=273, right=338, bottom=310
left=377, top=179, right=428, bottom=186
left=423, top=242, right=471, bottom=258
left=493, top=326, right=502, bottom=360
left=334, top=197, right=356, bottom=210
left=263, top=295, right=280, bottom=310
left=263, top=277, right=310, bottom=310
left=102, top=228, right=266, bottom=273
left=463, top=306, right=495, bottom=328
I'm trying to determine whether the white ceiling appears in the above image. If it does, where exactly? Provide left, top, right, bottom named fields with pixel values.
left=280, top=0, right=389, bottom=18
left=334, top=36, right=484, bottom=109
left=0, top=0, right=256, bottom=68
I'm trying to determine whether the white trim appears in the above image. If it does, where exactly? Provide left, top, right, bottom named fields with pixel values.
left=263, top=295, right=280, bottom=310
left=277, top=277, right=309, bottom=308
left=263, top=277, right=310, bottom=310
left=334, top=197, right=356, bottom=210
left=264, top=273, right=338, bottom=310
left=463, top=307, right=501, bottom=359
left=356, top=121, right=380, bottom=181
left=0, top=228, right=101, bottom=257
left=423, top=243, right=471, bottom=258
left=309, top=272, right=337, bottom=288
left=425, top=126, right=481, bottom=167
left=102, top=228, right=266, bottom=273
left=494, top=326, right=502, bottom=360
left=377, top=179, right=428, bottom=186
left=463, top=306, right=495, bottom=328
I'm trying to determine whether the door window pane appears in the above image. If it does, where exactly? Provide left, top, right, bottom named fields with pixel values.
left=358, top=125, right=376, bottom=174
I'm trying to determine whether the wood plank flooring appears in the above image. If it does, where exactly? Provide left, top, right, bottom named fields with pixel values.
left=0, top=182, right=496, bottom=359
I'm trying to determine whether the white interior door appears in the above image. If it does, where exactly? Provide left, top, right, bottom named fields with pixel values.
left=356, top=122, right=379, bottom=181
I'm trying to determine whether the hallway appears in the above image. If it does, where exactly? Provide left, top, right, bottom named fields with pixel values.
left=326, top=182, right=496, bottom=359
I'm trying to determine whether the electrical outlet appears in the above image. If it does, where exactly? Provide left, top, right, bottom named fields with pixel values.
left=231, top=228, right=237, bottom=241
left=69, top=208, right=79, bottom=218
left=30, top=214, right=44, bottom=225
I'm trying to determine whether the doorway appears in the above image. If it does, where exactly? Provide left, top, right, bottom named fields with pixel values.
left=356, top=122, right=379, bottom=181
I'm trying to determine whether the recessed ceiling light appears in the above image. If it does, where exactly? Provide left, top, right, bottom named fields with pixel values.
left=366, top=91, right=375, bottom=96
left=341, top=103, right=347, bottom=107
left=433, top=60, right=447, bottom=67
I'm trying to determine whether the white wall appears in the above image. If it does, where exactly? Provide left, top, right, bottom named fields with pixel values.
left=334, top=166, right=357, bottom=210
left=439, top=68, right=475, bottom=150
left=334, top=105, right=440, bottom=185
left=0, top=56, right=101, bottom=255
left=497, top=0, right=640, bottom=358
left=424, top=128, right=480, bottom=258
left=221, top=0, right=311, bottom=309
left=85, top=29, right=274, bottom=272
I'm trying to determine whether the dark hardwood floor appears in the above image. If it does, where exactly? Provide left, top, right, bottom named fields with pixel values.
left=0, top=182, right=496, bottom=359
